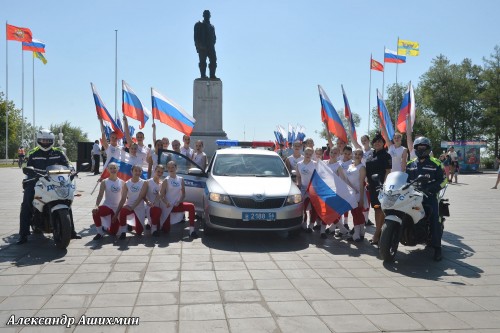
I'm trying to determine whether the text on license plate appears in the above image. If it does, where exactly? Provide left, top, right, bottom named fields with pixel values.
left=242, top=212, right=276, bottom=221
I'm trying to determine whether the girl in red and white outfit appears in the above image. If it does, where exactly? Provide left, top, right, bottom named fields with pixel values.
left=296, top=147, right=317, bottom=233
left=160, top=161, right=198, bottom=238
left=116, top=165, right=147, bottom=238
left=345, top=149, right=367, bottom=242
left=324, top=147, right=350, bottom=238
left=92, top=162, right=124, bottom=240
left=144, top=165, right=165, bottom=237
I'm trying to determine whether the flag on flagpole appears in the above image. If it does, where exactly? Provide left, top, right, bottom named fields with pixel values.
left=22, top=39, right=45, bottom=53
left=396, top=82, right=415, bottom=133
left=307, top=160, right=357, bottom=222
left=151, top=88, right=195, bottom=135
left=34, top=52, right=47, bottom=64
left=341, top=85, right=357, bottom=142
left=370, top=58, right=384, bottom=72
left=296, top=124, right=306, bottom=142
left=91, top=83, right=124, bottom=139
left=277, top=125, right=287, bottom=144
left=288, top=123, right=294, bottom=143
left=398, top=39, right=420, bottom=56
left=318, top=85, right=348, bottom=143
left=122, top=81, right=151, bottom=129
left=6, top=24, right=32, bottom=42
left=384, top=48, right=406, bottom=64
left=376, top=89, right=395, bottom=141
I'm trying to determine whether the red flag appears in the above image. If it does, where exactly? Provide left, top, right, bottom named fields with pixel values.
left=370, top=58, right=384, bottom=72
left=6, top=24, right=32, bottom=43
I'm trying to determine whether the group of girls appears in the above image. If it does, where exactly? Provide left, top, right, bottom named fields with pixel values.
left=92, top=161, right=198, bottom=241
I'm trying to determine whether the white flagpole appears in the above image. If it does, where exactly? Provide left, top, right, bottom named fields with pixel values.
left=33, top=52, right=36, bottom=147
left=382, top=46, right=385, bottom=99
left=368, top=54, right=372, bottom=133
left=5, top=21, right=9, bottom=159
left=21, top=46, right=24, bottom=146
left=114, top=30, right=118, bottom=121
left=395, top=37, right=400, bottom=126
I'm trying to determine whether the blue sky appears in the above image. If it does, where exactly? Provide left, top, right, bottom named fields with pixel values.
left=2, top=0, right=499, bottom=148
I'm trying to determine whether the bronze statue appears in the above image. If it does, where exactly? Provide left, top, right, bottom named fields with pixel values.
left=194, top=10, right=217, bottom=79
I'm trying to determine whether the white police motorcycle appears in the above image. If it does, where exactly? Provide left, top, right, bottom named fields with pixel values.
left=374, top=171, right=449, bottom=262
left=23, top=165, right=81, bottom=249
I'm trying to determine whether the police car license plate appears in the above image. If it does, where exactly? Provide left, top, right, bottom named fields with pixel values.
left=242, top=212, right=276, bottom=221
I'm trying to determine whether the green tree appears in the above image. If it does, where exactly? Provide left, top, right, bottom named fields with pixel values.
left=419, top=55, right=484, bottom=141
left=480, top=45, right=500, bottom=157
left=0, top=92, right=26, bottom=159
left=49, top=122, right=89, bottom=162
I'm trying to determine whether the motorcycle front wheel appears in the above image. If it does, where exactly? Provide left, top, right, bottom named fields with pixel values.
left=53, top=209, right=71, bottom=249
left=379, top=220, right=400, bottom=262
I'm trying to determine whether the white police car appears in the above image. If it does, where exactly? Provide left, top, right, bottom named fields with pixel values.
left=158, top=141, right=303, bottom=235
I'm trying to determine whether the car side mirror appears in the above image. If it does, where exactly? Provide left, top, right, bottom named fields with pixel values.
left=188, top=168, right=203, bottom=176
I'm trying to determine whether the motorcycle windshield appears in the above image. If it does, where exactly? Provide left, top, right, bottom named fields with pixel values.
left=384, top=171, right=408, bottom=191
left=46, top=165, right=71, bottom=173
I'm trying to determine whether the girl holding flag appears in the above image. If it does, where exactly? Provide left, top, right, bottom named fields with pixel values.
left=296, top=147, right=317, bottom=233
left=345, top=149, right=367, bottom=242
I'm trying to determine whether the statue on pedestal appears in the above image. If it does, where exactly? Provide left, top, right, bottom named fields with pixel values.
left=194, top=10, right=218, bottom=80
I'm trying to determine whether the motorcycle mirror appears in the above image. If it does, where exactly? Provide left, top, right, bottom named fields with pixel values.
left=22, top=166, right=36, bottom=176
left=371, top=174, right=380, bottom=183
left=416, top=174, right=429, bottom=183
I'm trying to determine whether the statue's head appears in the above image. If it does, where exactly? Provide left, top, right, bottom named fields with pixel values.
left=203, top=10, right=211, bottom=20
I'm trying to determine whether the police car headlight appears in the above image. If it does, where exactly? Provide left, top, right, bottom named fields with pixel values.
left=209, top=193, right=232, bottom=205
left=285, top=194, right=302, bottom=205
left=54, top=185, right=70, bottom=198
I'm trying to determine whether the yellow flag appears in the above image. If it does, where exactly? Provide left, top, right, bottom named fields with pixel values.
left=398, top=39, right=419, bottom=56
left=34, top=51, right=47, bottom=65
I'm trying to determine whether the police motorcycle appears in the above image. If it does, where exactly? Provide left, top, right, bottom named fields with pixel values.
left=373, top=171, right=449, bottom=262
left=22, top=165, right=83, bottom=249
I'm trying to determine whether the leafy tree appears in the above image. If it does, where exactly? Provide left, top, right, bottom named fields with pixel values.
left=0, top=92, right=27, bottom=159
left=49, top=122, right=89, bottom=162
left=480, top=45, right=500, bottom=157
left=418, top=55, right=483, bottom=141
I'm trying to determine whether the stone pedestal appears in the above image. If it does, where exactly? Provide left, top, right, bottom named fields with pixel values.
left=190, top=79, right=227, bottom=158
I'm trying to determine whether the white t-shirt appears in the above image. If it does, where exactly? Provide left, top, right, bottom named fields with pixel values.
left=102, top=178, right=123, bottom=211
left=296, top=160, right=317, bottom=188
left=180, top=146, right=194, bottom=159
left=105, top=144, right=123, bottom=161
left=287, top=154, right=304, bottom=171
left=346, top=163, right=363, bottom=201
left=125, top=178, right=145, bottom=207
left=449, top=151, right=458, bottom=162
left=193, top=151, right=207, bottom=168
left=165, top=175, right=183, bottom=206
left=327, top=160, right=341, bottom=174
left=389, top=145, right=406, bottom=172
left=339, top=159, right=352, bottom=172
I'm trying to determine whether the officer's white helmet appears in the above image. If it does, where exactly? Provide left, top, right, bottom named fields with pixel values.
left=37, top=129, right=55, bottom=151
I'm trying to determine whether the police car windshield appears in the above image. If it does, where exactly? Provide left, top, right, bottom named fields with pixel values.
left=213, top=154, right=289, bottom=177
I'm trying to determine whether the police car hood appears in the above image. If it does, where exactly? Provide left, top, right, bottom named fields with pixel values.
left=210, top=175, right=297, bottom=197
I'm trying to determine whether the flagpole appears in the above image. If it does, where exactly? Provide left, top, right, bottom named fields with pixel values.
left=114, top=30, right=118, bottom=121
left=21, top=46, right=24, bottom=146
left=5, top=21, right=9, bottom=159
left=33, top=52, right=36, bottom=147
left=368, top=54, right=372, bottom=133
left=395, top=37, right=400, bottom=127
left=150, top=87, right=155, bottom=124
left=382, top=46, right=385, bottom=99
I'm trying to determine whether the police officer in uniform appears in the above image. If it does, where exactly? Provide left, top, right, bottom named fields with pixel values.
left=194, top=10, right=217, bottom=79
left=406, top=137, right=447, bottom=261
left=17, top=129, right=81, bottom=244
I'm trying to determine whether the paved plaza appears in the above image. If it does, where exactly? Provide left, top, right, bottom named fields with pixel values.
left=0, top=166, right=499, bottom=332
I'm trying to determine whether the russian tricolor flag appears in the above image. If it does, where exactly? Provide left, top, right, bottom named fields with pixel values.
left=122, top=81, right=151, bottom=129
left=22, top=39, right=45, bottom=53
left=318, top=85, right=348, bottom=144
left=384, top=48, right=406, bottom=64
left=377, top=89, right=395, bottom=141
left=341, top=85, right=357, bottom=142
left=396, top=82, right=415, bottom=133
left=151, top=88, right=195, bottom=136
left=307, top=160, right=357, bottom=222
left=91, top=83, right=124, bottom=139
left=100, top=154, right=148, bottom=182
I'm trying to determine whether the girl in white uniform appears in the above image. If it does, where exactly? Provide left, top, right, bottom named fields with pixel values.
left=144, top=165, right=168, bottom=237
left=345, top=149, right=367, bottom=242
left=296, top=147, right=317, bottom=232
left=160, top=161, right=198, bottom=238
left=338, top=146, right=354, bottom=230
left=388, top=132, right=408, bottom=172
left=148, top=140, right=163, bottom=178
left=193, top=140, right=207, bottom=170
left=285, top=141, right=304, bottom=172
left=92, top=162, right=124, bottom=240
left=116, top=165, right=147, bottom=239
